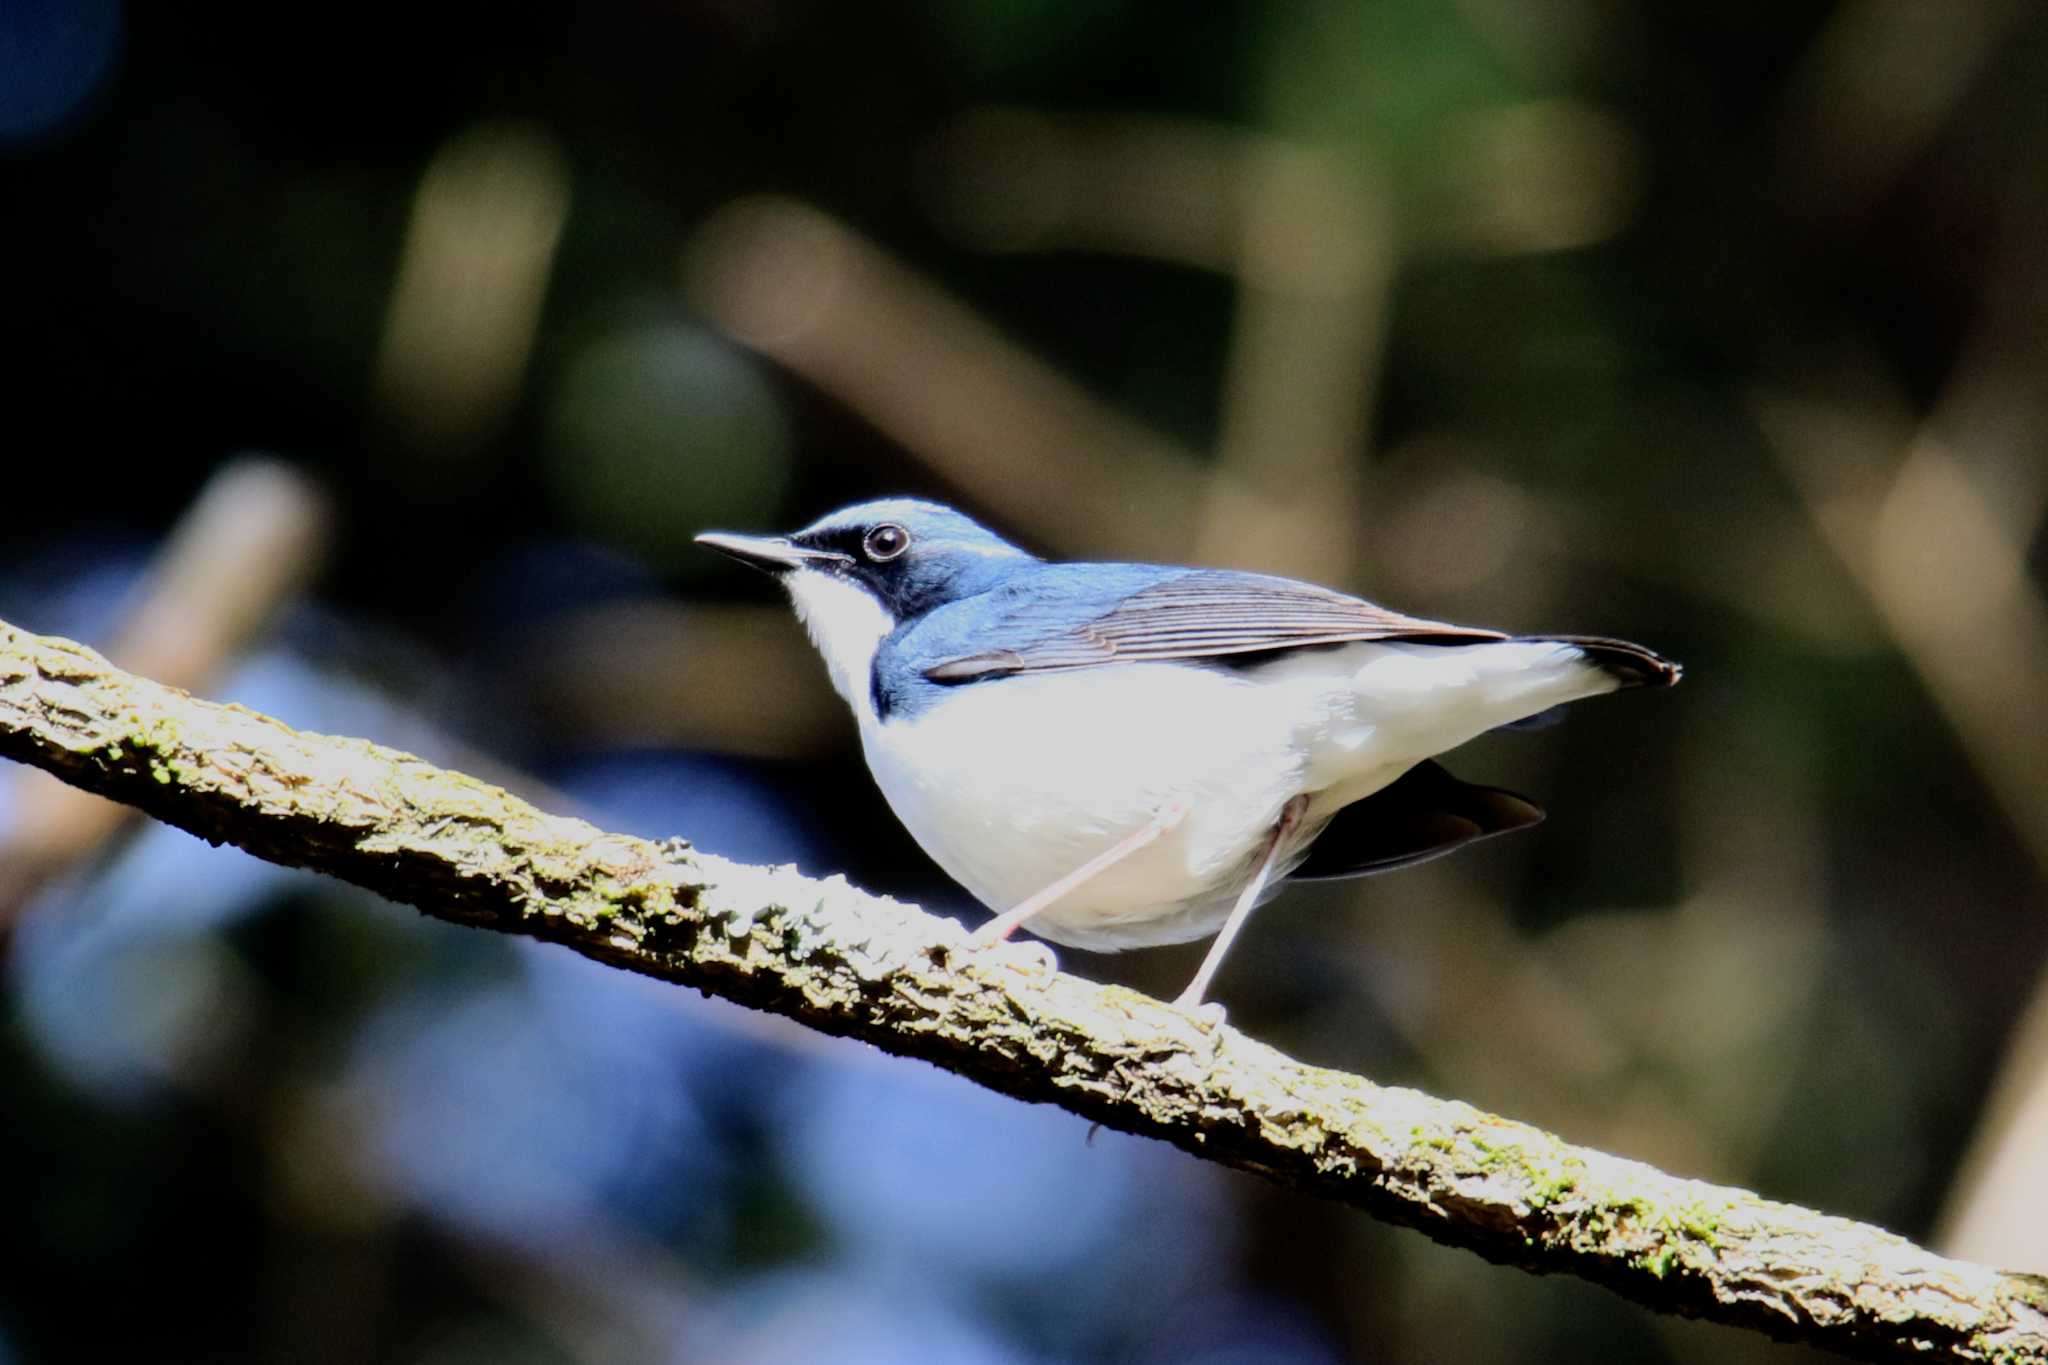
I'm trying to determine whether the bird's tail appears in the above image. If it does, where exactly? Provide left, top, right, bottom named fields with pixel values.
left=1522, top=635, right=1682, bottom=690
left=1331, top=634, right=1678, bottom=766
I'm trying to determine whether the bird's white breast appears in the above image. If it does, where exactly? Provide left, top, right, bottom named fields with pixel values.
left=860, top=661, right=1317, bottom=949
left=857, top=638, right=1617, bottom=951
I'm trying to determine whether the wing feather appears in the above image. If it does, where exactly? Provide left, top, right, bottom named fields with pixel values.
left=921, top=569, right=1503, bottom=682
left=1290, top=760, right=1545, bottom=880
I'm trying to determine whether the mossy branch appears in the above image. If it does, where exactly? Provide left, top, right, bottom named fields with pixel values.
left=0, top=617, right=2042, bottom=1363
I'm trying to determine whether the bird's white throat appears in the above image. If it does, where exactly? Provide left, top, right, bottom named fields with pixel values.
left=784, top=568, right=895, bottom=720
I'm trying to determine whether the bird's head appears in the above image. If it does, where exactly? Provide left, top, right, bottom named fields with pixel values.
left=696, top=498, right=1034, bottom=710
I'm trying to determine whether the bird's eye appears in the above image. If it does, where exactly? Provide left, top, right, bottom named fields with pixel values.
left=863, top=523, right=909, bottom=562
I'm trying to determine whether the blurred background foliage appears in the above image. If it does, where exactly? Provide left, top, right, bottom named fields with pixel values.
left=3, top=2, right=2047, bottom=1362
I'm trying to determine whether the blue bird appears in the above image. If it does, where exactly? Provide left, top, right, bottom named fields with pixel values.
left=698, top=498, right=1679, bottom=1013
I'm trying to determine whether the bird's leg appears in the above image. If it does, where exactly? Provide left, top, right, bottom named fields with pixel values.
left=965, top=802, right=1189, bottom=951
left=1173, top=794, right=1310, bottom=1019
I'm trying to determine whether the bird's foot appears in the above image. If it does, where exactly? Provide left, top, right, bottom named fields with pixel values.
left=1173, top=993, right=1229, bottom=1034
left=963, top=931, right=1060, bottom=980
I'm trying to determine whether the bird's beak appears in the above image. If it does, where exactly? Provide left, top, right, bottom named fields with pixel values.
left=694, top=531, right=844, bottom=575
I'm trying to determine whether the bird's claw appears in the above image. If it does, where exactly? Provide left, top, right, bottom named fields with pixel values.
left=962, top=932, right=1059, bottom=980
left=1175, top=998, right=1229, bottom=1033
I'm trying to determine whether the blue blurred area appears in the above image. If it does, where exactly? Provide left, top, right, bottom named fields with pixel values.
left=344, top=953, right=736, bottom=1246
left=558, top=749, right=823, bottom=868
left=8, top=641, right=458, bottom=1097
left=0, top=0, right=120, bottom=144
left=702, top=1272, right=1032, bottom=1365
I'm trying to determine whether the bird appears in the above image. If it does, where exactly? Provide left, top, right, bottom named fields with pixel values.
left=697, top=498, right=1678, bottom=1014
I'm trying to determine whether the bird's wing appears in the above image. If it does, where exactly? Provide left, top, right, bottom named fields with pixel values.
left=1289, top=760, right=1544, bottom=880
left=920, top=566, right=1505, bottom=682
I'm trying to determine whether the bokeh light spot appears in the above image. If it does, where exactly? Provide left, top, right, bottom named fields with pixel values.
left=543, top=322, right=793, bottom=570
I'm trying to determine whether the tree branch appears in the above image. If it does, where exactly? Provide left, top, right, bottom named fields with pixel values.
left=0, top=617, right=2042, bottom=1363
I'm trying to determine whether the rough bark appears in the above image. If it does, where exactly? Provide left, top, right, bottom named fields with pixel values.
left=0, top=617, right=2042, bottom=1363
